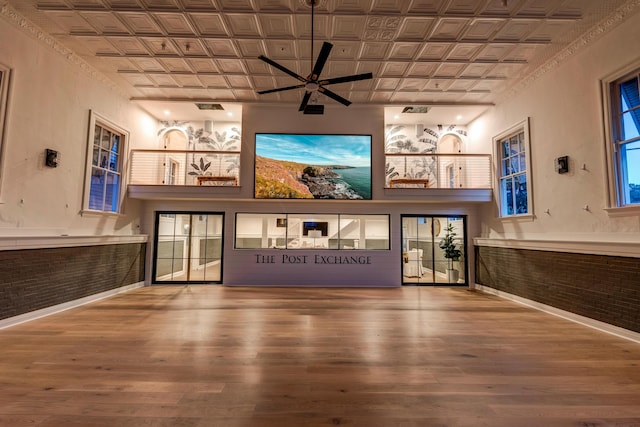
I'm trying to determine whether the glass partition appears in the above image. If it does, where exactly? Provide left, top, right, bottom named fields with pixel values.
left=235, top=213, right=390, bottom=250
left=401, top=215, right=466, bottom=285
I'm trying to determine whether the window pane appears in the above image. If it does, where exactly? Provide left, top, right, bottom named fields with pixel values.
left=111, top=134, right=120, bottom=152
left=104, top=172, right=119, bottom=212
left=510, top=137, right=519, bottom=155
left=620, top=77, right=640, bottom=111
left=621, top=111, right=640, bottom=140
left=519, top=153, right=527, bottom=171
left=94, top=125, right=101, bottom=146
left=500, top=177, right=514, bottom=216
left=515, top=174, right=528, bottom=214
left=109, top=152, right=118, bottom=172
left=88, top=168, right=105, bottom=210
left=502, top=140, right=509, bottom=158
left=101, top=130, right=111, bottom=150
left=501, top=158, right=511, bottom=176
left=92, top=146, right=100, bottom=166
left=621, top=140, right=640, bottom=205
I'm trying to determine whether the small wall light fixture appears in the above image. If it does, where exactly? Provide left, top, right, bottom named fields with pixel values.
left=555, top=155, right=569, bottom=174
left=45, top=149, right=59, bottom=168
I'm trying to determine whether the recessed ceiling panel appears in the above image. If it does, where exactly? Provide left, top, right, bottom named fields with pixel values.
left=81, top=12, right=130, bottom=34
left=376, top=78, right=400, bottom=90
left=430, top=18, right=470, bottom=40
left=388, top=42, right=421, bottom=60
left=360, top=42, right=390, bottom=60
left=331, top=16, right=367, bottom=40
left=396, top=17, right=435, bottom=40
left=189, top=13, right=229, bottom=36
left=380, top=62, right=409, bottom=77
left=199, top=75, right=229, bottom=87
left=109, top=37, right=149, bottom=55
left=294, top=14, right=329, bottom=39
left=371, top=0, right=404, bottom=14
left=45, top=11, right=96, bottom=34
left=215, top=58, right=247, bottom=74
left=494, top=20, right=540, bottom=41
left=76, top=36, right=121, bottom=54
left=203, top=39, right=239, bottom=57
left=148, top=73, right=178, bottom=86
left=475, top=44, right=514, bottom=62
left=226, top=75, right=252, bottom=88
left=118, top=12, right=163, bottom=34
left=129, top=57, right=166, bottom=72
left=172, top=74, right=205, bottom=87
left=433, top=63, right=465, bottom=78
left=447, top=43, right=482, bottom=61
left=398, top=78, right=427, bottom=90
left=217, top=0, right=255, bottom=11
left=153, top=13, right=196, bottom=35
left=226, top=14, right=262, bottom=37
left=407, top=62, right=438, bottom=77
left=187, top=58, right=219, bottom=73
left=406, top=0, right=447, bottom=14
left=462, top=19, right=503, bottom=41
left=259, top=14, right=295, bottom=38
left=157, top=58, right=193, bottom=72
left=417, top=43, right=452, bottom=60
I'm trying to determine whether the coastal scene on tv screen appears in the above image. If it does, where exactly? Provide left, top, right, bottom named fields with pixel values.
left=255, top=134, right=372, bottom=199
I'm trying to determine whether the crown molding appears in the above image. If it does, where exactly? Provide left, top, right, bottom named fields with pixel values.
left=0, top=2, right=128, bottom=98
left=498, top=0, right=640, bottom=103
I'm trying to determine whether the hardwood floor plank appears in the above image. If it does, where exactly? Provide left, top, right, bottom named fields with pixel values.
left=1, top=286, right=640, bottom=426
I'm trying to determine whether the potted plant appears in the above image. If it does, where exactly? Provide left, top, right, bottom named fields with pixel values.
left=438, top=223, right=462, bottom=283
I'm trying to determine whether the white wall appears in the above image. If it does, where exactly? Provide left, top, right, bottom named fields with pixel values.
left=0, top=15, right=156, bottom=236
left=468, top=8, right=640, bottom=244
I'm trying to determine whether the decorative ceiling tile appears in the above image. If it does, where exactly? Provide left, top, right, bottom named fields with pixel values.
left=199, top=74, right=230, bottom=87
left=75, top=36, right=121, bottom=54
left=44, top=11, right=96, bottom=34
left=172, top=74, right=205, bottom=87
left=387, top=42, right=421, bottom=60
left=417, top=43, right=452, bottom=60
left=117, top=12, right=163, bottom=34
left=331, top=16, right=367, bottom=40
left=396, top=17, right=435, bottom=41
left=458, top=63, right=493, bottom=78
left=260, top=14, right=295, bottom=38
left=226, top=75, right=252, bottom=88
left=215, top=58, right=247, bottom=74
left=202, top=39, right=239, bottom=57
left=433, top=63, right=465, bottom=78
left=430, top=18, right=470, bottom=40
left=360, top=42, right=390, bottom=60
left=376, top=78, right=400, bottom=90
left=526, top=20, right=576, bottom=42
left=81, top=11, right=130, bottom=34
left=175, top=39, right=208, bottom=56
left=226, top=14, right=262, bottom=37
left=147, top=73, right=179, bottom=86
left=405, top=0, right=447, bottom=14
left=187, top=58, right=219, bottom=73
left=475, top=44, right=514, bottom=62
left=369, top=91, right=394, bottom=102
left=326, top=61, right=357, bottom=77
left=152, top=13, right=196, bottom=35
left=109, top=37, right=149, bottom=54
left=406, top=62, right=438, bottom=77
left=217, top=0, right=255, bottom=11
left=264, top=40, right=298, bottom=59
left=398, top=78, right=427, bottom=91
left=380, top=62, right=409, bottom=77
left=120, top=73, right=155, bottom=86
left=462, top=19, right=503, bottom=41
left=294, top=14, right=329, bottom=39
left=332, top=0, right=369, bottom=14
left=447, top=43, right=483, bottom=61
left=189, top=13, right=229, bottom=36
left=254, top=0, right=295, bottom=11
left=494, top=20, right=540, bottom=42
left=181, top=0, right=220, bottom=9
left=371, top=0, right=404, bottom=14
left=158, top=58, right=194, bottom=72
left=236, top=39, right=267, bottom=57
left=129, top=57, right=166, bottom=72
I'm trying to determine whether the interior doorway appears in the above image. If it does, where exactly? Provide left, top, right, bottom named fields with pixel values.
left=401, top=215, right=466, bottom=285
left=153, top=212, right=224, bottom=284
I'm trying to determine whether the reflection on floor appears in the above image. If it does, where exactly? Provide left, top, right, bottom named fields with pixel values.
left=403, top=267, right=463, bottom=284
left=157, top=260, right=221, bottom=282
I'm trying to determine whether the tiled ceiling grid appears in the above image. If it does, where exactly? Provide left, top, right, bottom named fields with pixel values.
left=3, top=0, right=634, bottom=107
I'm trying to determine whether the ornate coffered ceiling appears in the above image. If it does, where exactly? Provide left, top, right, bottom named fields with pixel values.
left=2, top=0, right=638, bottom=121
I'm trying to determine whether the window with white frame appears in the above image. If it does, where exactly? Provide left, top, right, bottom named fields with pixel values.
left=494, top=119, right=532, bottom=217
left=83, top=111, right=128, bottom=213
left=604, top=67, right=640, bottom=208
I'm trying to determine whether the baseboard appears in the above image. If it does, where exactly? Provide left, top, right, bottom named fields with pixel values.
left=474, top=284, right=640, bottom=344
left=0, top=282, right=144, bottom=330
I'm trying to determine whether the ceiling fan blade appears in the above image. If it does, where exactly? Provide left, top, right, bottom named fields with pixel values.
left=318, top=87, right=351, bottom=107
left=310, top=42, right=333, bottom=80
left=258, top=55, right=307, bottom=83
left=319, top=72, right=373, bottom=86
left=298, top=91, right=312, bottom=112
left=258, top=84, right=306, bottom=95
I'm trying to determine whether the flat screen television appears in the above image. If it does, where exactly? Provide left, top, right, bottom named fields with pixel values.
left=302, top=221, right=328, bottom=236
left=255, top=133, right=372, bottom=200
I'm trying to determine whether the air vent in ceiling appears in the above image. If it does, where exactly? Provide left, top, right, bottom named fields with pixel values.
left=402, top=106, right=430, bottom=114
left=195, top=103, right=224, bottom=110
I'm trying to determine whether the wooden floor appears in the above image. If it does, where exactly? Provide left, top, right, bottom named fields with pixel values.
left=1, top=286, right=640, bottom=427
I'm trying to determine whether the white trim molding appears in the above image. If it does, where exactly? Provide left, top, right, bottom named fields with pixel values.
left=475, top=284, right=640, bottom=344
left=474, top=237, right=640, bottom=258
left=0, top=234, right=147, bottom=251
left=0, top=281, right=144, bottom=330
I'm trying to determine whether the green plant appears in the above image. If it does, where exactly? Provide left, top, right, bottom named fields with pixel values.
left=439, top=223, right=461, bottom=266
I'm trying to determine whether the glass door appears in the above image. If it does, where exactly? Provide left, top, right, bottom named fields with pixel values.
left=153, top=212, right=224, bottom=284
left=401, top=215, right=466, bottom=285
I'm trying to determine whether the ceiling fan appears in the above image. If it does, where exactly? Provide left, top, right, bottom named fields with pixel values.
left=256, top=0, right=373, bottom=113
